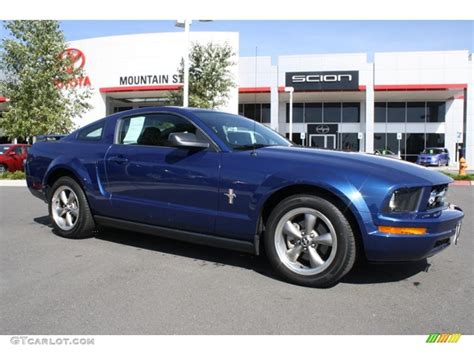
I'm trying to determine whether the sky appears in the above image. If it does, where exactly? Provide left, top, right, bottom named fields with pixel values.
left=1, top=20, right=473, bottom=62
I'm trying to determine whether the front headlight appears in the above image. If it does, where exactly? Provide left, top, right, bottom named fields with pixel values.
left=384, top=187, right=422, bottom=213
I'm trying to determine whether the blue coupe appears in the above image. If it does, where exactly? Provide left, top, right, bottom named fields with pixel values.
left=25, top=107, right=464, bottom=287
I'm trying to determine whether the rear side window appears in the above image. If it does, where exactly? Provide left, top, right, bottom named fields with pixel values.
left=117, top=113, right=203, bottom=147
left=77, top=121, right=104, bottom=141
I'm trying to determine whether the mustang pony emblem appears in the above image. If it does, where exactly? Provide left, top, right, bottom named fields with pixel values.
left=225, top=189, right=237, bottom=205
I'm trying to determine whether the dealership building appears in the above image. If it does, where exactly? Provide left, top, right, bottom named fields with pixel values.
left=1, top=31, right=472, bottom=164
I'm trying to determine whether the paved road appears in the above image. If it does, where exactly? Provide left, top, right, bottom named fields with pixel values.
left=1, top=186, right=472, bottom=335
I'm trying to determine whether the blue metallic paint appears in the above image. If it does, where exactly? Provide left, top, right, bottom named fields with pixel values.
left=25, top=106, right=464, bottom=262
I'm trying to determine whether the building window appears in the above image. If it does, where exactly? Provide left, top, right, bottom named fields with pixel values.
left=374, top=133, right=386, bottom=150
left=426, top=102, right=446, bottom=122
left=406, top=102, right=426, bottom=123
left=244, top=104, right=260, bottom=122
left=340, top=133, right=359, bottom=151
left=375, top=102, right=387, bottom=123
left=305, top=103, right=323, bottom=123
left=238, top=104, right=244, bottom=116
left=387, top=133, right=404, bottom=154
left=342, top=102, right=360, bottom=123
left=387, top=102, right=406, bottom=122
left=261, top=104, right=271, bottom=123
left=323, top=103, right=341, bottom=123
left=426, top=133, right=445, bottom=147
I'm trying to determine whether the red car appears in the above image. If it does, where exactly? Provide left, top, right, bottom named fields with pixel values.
left=0, top=144, right=31, bottom=174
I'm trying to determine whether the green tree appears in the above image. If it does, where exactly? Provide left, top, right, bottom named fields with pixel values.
left=0, top=20, right=92, bottom=141
left=169, top=42, right=235, bottom=108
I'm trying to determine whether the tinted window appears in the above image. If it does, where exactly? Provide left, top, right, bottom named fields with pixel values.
left=374, top=133, right=385, bottom=150
left=261, top=104, right=271, bottom=123
left=405, top=133, right=425, bottom=155
left=342, top=103, right=360, bottom=123
left=387, top=102, right=405, bottom=122
left=323, top=103, right=341, bottom=123
left=286, top=103, right=304, bottom=123
left=426, top=134, right=445, bottom=148
left=13, top=146, right=23, bottom=154
left=340, top=133, right=359, bottom=151
left=387, top=133, right=404, bottom=154
left=375, top=102, right=387, bottom=123
left=406, top=102, right=426, bottom=123
left=426, top=102, right=446, bottom=122
left=244, top=104, right=261, bottom=122
left=77, top=121, right=104, bottom=141
left=305, top=103, right=323, bottom=123
left=118, top=114, right=199, bottom=147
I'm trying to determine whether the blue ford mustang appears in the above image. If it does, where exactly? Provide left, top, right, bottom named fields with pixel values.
left=25, top=107, right=464, bottom=287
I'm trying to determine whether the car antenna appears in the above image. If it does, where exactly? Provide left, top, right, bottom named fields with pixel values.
left=251, top=46, right=258, bottom=157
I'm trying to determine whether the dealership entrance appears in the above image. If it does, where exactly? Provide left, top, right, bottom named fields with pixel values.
left=309, top=134, right=336, bottom=149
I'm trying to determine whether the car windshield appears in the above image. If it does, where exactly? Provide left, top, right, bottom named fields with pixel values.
left=194, top=111, right=291, bottom=150
left=422, top=148, right=443, bottom=155
left=0, top=145, right=12, bottom=154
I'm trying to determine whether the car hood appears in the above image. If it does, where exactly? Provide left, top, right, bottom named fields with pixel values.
left=259, top=146, right=452, bottom=186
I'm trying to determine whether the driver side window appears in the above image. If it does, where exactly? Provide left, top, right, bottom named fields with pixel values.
left=117, top=113, right=204, bottom=147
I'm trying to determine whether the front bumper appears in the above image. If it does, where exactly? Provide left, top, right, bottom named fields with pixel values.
left=364, top=205, right=464, bottom=262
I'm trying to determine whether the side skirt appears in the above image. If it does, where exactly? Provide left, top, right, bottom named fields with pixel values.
left=94, top=215, right=256, bottom=254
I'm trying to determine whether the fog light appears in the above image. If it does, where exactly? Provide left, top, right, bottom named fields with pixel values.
left=378, top=226, right=427, bottom=235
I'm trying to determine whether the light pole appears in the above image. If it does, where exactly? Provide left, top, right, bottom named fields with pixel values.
left=175, top=20, right=191, bottom=107
left=284, top=87, right=294, bottom=142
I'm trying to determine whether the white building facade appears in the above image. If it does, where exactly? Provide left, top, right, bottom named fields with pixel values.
left=1, top=32, right=471, bottom=164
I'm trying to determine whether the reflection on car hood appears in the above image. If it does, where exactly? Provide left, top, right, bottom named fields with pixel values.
left=258, top=146, right=452, bottom=186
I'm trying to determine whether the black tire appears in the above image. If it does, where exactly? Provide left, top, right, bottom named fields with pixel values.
left=264, top=194, right=356, bottom=288
left=48, top=176, right=95, bottom=239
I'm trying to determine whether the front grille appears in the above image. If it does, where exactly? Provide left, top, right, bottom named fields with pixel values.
left=427, top=184, right=448, bottom=210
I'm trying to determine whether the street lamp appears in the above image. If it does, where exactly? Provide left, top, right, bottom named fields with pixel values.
left=284, top=87, right=294, bottom=142
left=175, top=20, right=191, bottom=107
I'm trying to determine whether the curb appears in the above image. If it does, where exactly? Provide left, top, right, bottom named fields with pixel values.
left=450, top=180, right=474, bottom=186
left=0, top=180, right=27, bottom=187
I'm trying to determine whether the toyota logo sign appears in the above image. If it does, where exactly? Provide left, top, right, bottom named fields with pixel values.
left=60, top=48, right=86, bottom=74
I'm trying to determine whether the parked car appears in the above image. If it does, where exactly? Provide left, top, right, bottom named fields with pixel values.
left=0, top=144, right=30, bottom=174
left=417, top=148, right=450, bottom=166
left=34, top=134, right=66, bottom=142
left=25, top=107, right=464, bottom=287
left=374, top=149, right=401, bottom=159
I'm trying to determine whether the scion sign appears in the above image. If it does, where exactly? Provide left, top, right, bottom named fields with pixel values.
left=285, top=71, right=359, bottom=91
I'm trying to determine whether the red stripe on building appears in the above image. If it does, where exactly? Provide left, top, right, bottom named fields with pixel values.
left=99, top=85, right=183, bottom=93
left=375, top=84, right=467, bottom=91
left=239, top=87, right=271, bottom=93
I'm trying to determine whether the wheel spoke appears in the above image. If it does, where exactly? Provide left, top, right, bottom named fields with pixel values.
left=308, top=247, right=325, bottom=268
left=67, top=192, right=76, bottom=204
left=313, top=232, right=333, bottom=246
left=304, top=214, right=316, bottom=234
left=283, top=221, right=302, bottom=240
left=69, top=207, right=79, bottom=217
left=57, top=207, right=67, bottom=217
left=286, top=245, right=303, bottom=262
left=60, top=191, right=68, bottom=205
left=65, top=211, right=73, bottom=226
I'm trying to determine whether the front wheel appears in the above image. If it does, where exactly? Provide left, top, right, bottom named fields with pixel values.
left=0, top=164, right=7, bottom=174
left=264, top=195, right=356, bottom=287
left=48, top=176, right=96, bottom=239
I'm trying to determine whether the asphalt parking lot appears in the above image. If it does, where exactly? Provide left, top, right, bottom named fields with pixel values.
left=0, top=186, right=472, bottom=335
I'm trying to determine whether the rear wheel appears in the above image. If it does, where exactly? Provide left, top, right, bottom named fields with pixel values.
left=264, top=195, right=356, bottom=287
left=48, top=176, right=95, bottom=239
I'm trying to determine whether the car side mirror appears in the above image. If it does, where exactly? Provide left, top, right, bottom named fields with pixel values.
left=7, top=151, right=16, bottom=156
left=168, top=132, right=210, bottom=149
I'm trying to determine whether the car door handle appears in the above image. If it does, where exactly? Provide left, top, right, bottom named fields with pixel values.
left=108, top=155, right=129, bottom=164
